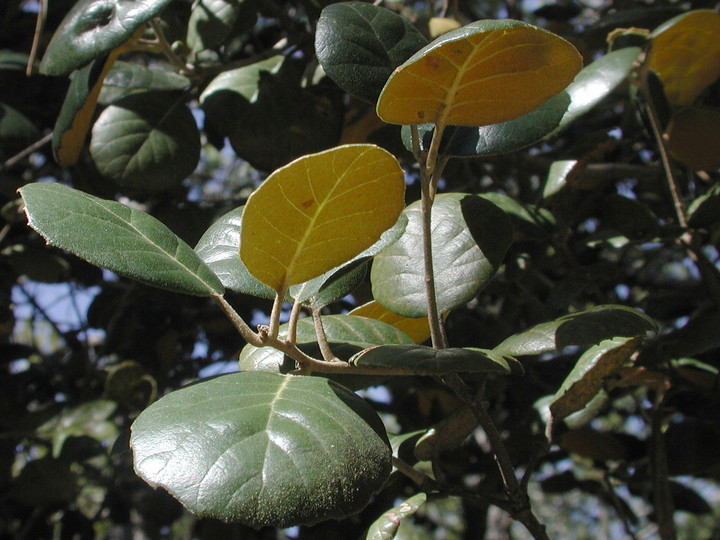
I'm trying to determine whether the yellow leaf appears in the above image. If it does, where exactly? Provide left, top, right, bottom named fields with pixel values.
left=349, top=301, right=433, bottom=344
left=377, top=19, right=582, bottom=128
left=240, top=144, right=405, bottom=293
left=647, top=10, right=720, bottom=107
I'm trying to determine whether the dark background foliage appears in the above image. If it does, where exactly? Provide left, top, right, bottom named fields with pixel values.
left=2, top=0, right=720, bottom=538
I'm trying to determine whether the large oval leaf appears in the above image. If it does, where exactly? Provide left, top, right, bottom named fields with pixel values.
left=194, top=206, right=276, bottom=299
left=315, top=2, right=427, bottom=103
left=89, top=91, right=200, bottom=194
left=376, top=19, right=582, bottom=127
left=130, top=372, right=392, bottom=527
left=39, top=0, right=173, bottom=76
left=646, top=9, right=720, bottom=107
left=240, top=144, right=405, bottom=293
left=186, top=0, right=257, bottom=53
left=493, top=305, right=657, bottom=357
left=98, top=60, right=191, bottom=105
left=19, top=183, right=224, bottom=296
left=371, top=193, right=512, bottom=318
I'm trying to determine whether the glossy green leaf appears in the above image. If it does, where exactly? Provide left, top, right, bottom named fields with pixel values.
left=479, top=192, right=555, bottom=241
left=377, top=19, right=582, bottom=127
left=366, top=493, right=427, bottom=540
left=187, top=0, right=257, bottom=52
left=549, top=336, right=641, bottom=423
left=402, top=90, right=571, bottom=157
left=543, top=159, right=578, bottom=198
left=200, top=56, right=343, bottom=172
left=39, top=0, right=172, bottom=76
left=194, top=206, right=276, bottom=299
left=555, top=47, right=642, bottom=133
left=89, top=91, right=200, bottom=194
left=98, top=61, right=191, bottom=104
left=350, top=344, right=511, bottom=375
left=130, top=372, right=392, bottom=527
left=240, top=144, right=405, bottom=292
left=315, top=2, right=427, bottom=103
left=493, top=305, right=657, bottom=357
left=19, top=183, right=224, bottom=296
left=371, top=193, right=512, bottom=317
left=239, top=314, right=414, bottom=373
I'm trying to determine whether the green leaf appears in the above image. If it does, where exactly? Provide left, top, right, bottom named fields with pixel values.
left=98, top=61, right=191, bottom=104
left=200, top=56, right=343, bottom=172
left=239, top=314, right=415, bottom=373
left=37, top=400, right=118, bottom=458
left=350, top=344, right=511, bottom=375
left=602, top=194, right=660, bottom=240
left=39, top=0, right=173, bottom=76
left=186, top=0, right=257, bottom=52
left=549, top=336, right=641, bottom=424
left=315, top=2, right=428, bottom=103
left=130, top=372, right=392, bottom=527
left=240, top=144, right=405, bottom=292
left=194, top=206, right=276, bottom=299
left=371, top=193, right=512, bottom=317
left=89, top=91, right=200, bottom=194
left=19, top=183, right=224, bottom=296
left=493, top=305, right=657, bottom=357
left=555, top=47, right=642, bottom=133
left=402, top=90, right=571, bottom=157
left=366, top=493, right=427, bottom=540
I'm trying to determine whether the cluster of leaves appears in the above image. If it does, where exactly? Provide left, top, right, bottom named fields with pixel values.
left=2, top=0, right=720, bottom=538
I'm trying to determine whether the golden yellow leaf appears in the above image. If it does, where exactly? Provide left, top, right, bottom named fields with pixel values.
left=647, top=10, right=720, bottom=107
left=376, top=19, right=582, bottom=128
left=240, top=144, right=405, bottom=293
left=349, top=301, right=433, bottom=344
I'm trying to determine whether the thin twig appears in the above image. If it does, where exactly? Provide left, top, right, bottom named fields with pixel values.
left=312, top=308, right=338, bottom=361
left=1, top=132, right=53, bottom=172
left=26, top=0, right=47, bottom=76
left=212, top=294, right=263, bottom=347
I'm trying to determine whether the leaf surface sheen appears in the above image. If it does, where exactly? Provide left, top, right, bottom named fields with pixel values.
left=130, top=372, right=392, bottom=528
left=241, top=144, right=405, bottom=292
left=19, top=183, right=223, bottom=296
left=377, top=19, right=582, bottom=127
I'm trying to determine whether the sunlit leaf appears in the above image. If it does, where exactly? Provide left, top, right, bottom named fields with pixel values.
left=240, top=144, right=405, bottom=293
left=377, top=19, right=582, bottom=127
left=366, top=493, right=427, bottom=540
left=131, top=372, right=392, bottom=527
left=194, top=206, right=276, bottom=299
left=371, top=193, right=512, bottom=317
left=549, top=336, right=641, bottom=423
left=39, top=0, right=171, bottom=76
left=89, top=91, right=200, bottom=194
left=555, top=47, right=642, bottom=133
left=20, top=183, right=224, bottom=296
left=494, top=305, right=657, bottom=357
left=315, top=2, right=427, bottom=103
left=647, top=9, right=720, bottom=107
left=350, top=300, right=432, bottom=344
left=350, top=344, right=511, bottom=375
